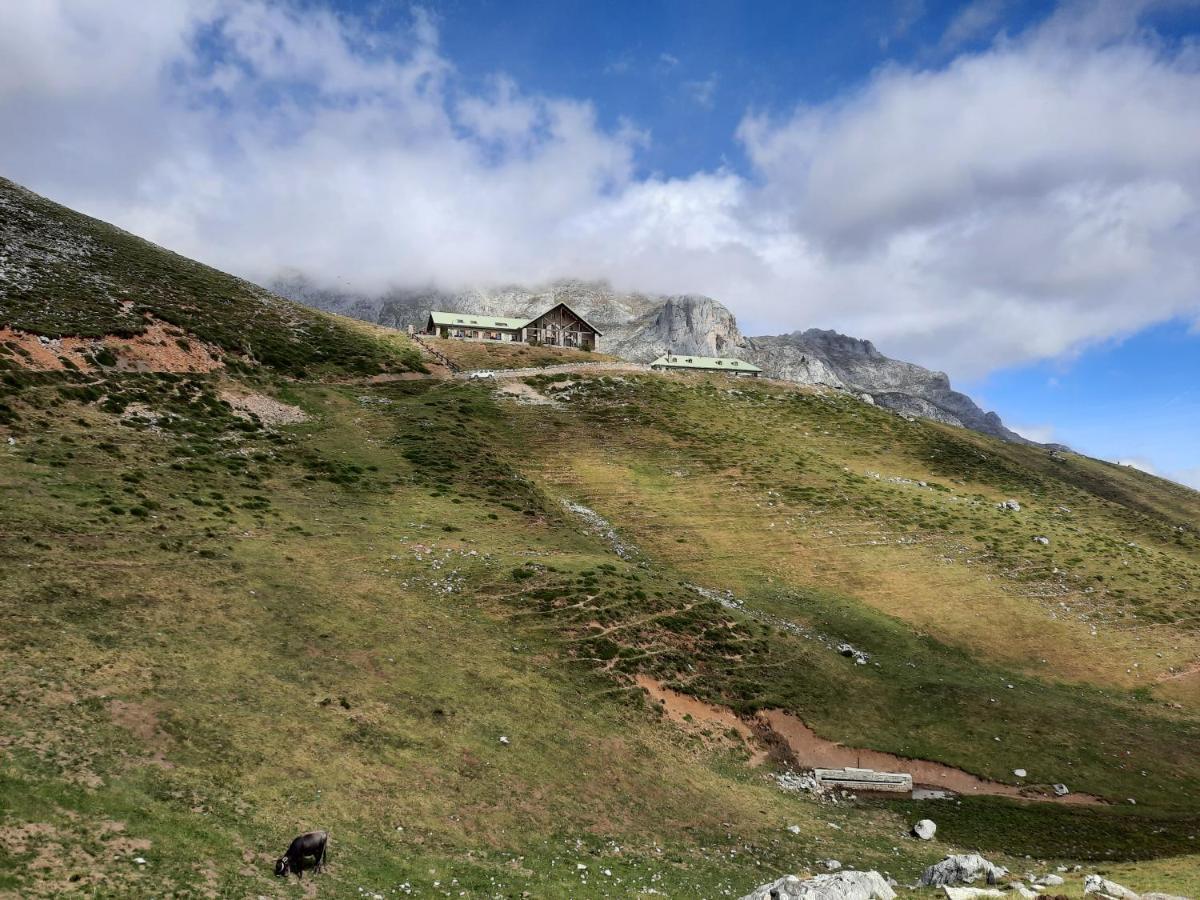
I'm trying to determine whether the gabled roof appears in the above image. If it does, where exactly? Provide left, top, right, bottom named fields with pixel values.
left=427, top=311, right=527, bottom=330
left=650, top=354, right=762, bottom=373
left=524, top=302, right=604, bottom=336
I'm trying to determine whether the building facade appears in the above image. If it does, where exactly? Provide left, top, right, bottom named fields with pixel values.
left=649, top=354, right=762, bottom=376
left=424, top=302, right=602, bottom=351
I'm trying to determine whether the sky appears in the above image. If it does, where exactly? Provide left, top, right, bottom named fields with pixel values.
left=1, top=0, right=1198, bottom=486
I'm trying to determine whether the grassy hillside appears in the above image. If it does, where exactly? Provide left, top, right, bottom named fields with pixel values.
left=1, top=181, right=1199, bottom=898
left=0, top=177, right=423, bottom=377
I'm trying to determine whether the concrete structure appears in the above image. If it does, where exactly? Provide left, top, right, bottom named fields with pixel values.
left=649, top=353, right=762, bottom=376
left=813, top=767, right=913, bottom=794
left=424, top=302, right=602, bottom=350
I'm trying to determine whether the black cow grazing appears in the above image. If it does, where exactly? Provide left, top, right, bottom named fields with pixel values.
left=274, top=830, right=328, bottom=879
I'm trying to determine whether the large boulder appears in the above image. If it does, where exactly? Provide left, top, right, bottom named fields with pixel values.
left=919, top=854, right=1008, bottom=887
left=740, top=870, right=897, bottom=900
left=912, top=819, right=937, bottom=840
left=1084, top=875, right=1140, bottom=900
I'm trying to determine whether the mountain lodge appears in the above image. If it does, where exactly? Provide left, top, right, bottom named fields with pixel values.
left=424, top=302, right=602, bottom=351
left=650, top=354, right=762, bottom=377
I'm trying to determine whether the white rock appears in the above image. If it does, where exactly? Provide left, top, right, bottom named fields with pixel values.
left=787, top=824, right=802, bottom=834
left=824, top=859, right=842, bottom=871
left=912, top=819, right=937, bottom=840
left=739, top=870, right=897, bottom=900
left=920, top=854, right=1008, bottom=887
left=1010, top=883, right=1039, bottom=899
left=1052, top=783, right=1070, bottom=796
left=942, top=889, right=1004, bottom=900
left=499, top=735, right=510, bottom=745
left=1013, top=769, right=1027, bottom=778
left=1084, top=876, right=1139, bottom=900
left=1036, top=874, right=1064, bottom=887
left=1033, top=535, right=1050, bottom=545
left=133, top=857, right=147, bottom=865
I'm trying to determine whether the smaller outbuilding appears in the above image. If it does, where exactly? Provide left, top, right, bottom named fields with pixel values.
left=649, top=354, right=762, bottom=377
left=813, top=767, right=912, bottom=794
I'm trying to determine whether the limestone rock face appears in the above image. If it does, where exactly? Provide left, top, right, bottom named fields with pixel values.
left=739, top=870, right=897, bottom=900
left=274, top=273, right=1028, bottom=445
left=743, top=329, right=1028, bottom=444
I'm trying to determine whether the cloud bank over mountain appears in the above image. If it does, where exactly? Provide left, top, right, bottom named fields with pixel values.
left=2, top=0, right=1199, bottom=378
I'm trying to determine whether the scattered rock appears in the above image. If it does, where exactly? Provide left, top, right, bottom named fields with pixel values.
left=824, top=860, right=842, bottom=871
left=999, top=499, right=1022, bottom=512
left=1052, top=783, right=1070, bottom=796
left=1084, top=876, right=1139, bottom=900
left=838, top=642, right=870, bottom=665
left=1010, top=883, right=1039, bottom=899
left=1012, top=769, right=1027, bottom=778
left=919, top=854, right=1008, bottom=887
left=912, top=819, right=937, bottom=841
left=1036, top=875, right=1064, bottom=887
left=498, top=735, right=511, bottom=745
left=739, top=870, right=897, bottom=900
left=1032, top=535, right=1050, bottom=545
left=787, top=825, right=802, bottom=834
left=942, top=889, right=1004, bottom=900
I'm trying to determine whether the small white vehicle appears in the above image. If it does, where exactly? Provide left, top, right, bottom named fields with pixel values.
left=467, top=370, right=497, bottom=380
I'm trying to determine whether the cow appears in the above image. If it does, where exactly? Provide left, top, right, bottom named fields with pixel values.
left=274, top=830, right=328, bottom=879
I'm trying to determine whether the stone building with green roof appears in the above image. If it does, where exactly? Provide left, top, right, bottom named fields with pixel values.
left=649, top=353, right=762, bottom=377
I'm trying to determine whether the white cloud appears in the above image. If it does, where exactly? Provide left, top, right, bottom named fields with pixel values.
left=684, top=73, right=719, bottom=108
left=1011, top=423, right=1058, bottom=444
left=1, top=0, right=1200, bottom=381
left=941, top=0, right=1008, bottom=50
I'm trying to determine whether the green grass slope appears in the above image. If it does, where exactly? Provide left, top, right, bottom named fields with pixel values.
left=1, top=181, right=1198, bottom=898
left=0, top=177, right=423, bottom=377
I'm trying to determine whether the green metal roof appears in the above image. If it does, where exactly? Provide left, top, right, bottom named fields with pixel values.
left=428, top=310, right=528, bottom=330
left=650, top=354, right=762, bottom=373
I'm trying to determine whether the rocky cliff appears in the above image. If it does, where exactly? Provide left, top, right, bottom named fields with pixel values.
left=273, top=273, right=1025, bottom=443
left=742, top=330, right=1029, bottom=443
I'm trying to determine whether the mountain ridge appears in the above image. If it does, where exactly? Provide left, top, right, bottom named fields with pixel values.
left=273, top=273, right=1030, bottom=444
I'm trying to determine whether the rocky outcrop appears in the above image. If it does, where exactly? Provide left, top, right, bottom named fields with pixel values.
left=743, top=329, right=1027, bottom=444
left=1084, top=875, right=1140, bottom=900
left=919, top=854, right=1008, bottom=887
left=740, top=871, right=897, bottom=900
left=274, top=273, right=1028, bottom=444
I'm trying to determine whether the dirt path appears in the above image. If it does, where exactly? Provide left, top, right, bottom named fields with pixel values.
left=638, top=677, right=1103, bottom=805
left=637, top=675, right=767, bottom=765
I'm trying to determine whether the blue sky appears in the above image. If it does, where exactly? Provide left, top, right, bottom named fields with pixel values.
left=1, top=0, right=1198, bottom=486
left=966, top=320, right=1200, bottom=484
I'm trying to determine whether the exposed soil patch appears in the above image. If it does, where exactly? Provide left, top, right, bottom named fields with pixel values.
left=108, top=699, right=174, bottom=768
left=496, top=381, right=555, bottom=405
left=636, top=677, right=1102, bottom=805
left=636, top=675, right=766, bottom=765
left=759, top=708, right=1104, bottom=805
left=0, top=318, right=224, bottom=373
left=1155, top=659, right=1200, bottom=683
left=219, top=389, right=309, bottom=426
